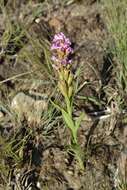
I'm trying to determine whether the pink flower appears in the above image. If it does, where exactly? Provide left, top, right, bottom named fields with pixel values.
left=51, top=32, right=73, bottom=69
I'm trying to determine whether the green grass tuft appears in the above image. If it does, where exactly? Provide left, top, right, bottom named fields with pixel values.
left=102, top=0, right=127, bottom=91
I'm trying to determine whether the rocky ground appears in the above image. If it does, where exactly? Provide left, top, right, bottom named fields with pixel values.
left=0, top=0, right=127, bottom=190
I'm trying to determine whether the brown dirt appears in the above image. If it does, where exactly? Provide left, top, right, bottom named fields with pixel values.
left=0, top=0, right=127, bottom=190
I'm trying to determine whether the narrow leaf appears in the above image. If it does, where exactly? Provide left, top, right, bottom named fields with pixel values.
left=75, top=112, right=84, bottom=129
left=50, top=99, right=63, bottom=111
left=62, top=109, right=74, bottom=130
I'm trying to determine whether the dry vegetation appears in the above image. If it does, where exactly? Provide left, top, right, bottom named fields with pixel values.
left=0, top=0, right=127, bottom=189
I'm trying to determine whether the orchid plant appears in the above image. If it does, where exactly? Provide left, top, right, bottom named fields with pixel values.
left=51, top=32, right=84, bottom=168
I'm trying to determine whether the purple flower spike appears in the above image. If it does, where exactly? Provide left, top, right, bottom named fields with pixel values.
left=51, top=32, right=73, bottom=69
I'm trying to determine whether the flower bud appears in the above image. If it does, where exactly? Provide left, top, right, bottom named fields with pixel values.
left=58, top=69, right=64, bottom=80
left=58, top=81, right=67, bottom=97
left=68, top=86, right=73, bottom=98
left=19, top=147, right=23, bottom=159
left=64, top=69, right=69, bottom=81
left=68, top=73, right=73, bottom=86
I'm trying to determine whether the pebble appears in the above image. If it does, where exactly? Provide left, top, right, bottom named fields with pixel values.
left=70, top=5, right=86, bottom=17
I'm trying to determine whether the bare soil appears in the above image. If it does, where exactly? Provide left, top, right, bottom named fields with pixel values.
left=0, top=0, right=127, bottom=190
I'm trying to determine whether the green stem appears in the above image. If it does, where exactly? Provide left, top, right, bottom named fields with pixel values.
left=64, top=91, right=84, bottom=169
left=72, top=128, right=78, bottom=145
left=65, top=95, right=72, bottom=117
left=64, top=95, right=78, bottom=144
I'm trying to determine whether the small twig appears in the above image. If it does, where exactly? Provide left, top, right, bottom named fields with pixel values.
left=0, top=70, right=35, bottom=85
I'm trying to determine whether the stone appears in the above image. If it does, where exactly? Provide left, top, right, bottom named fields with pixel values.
left=11, top=92, right=47, bottom=124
